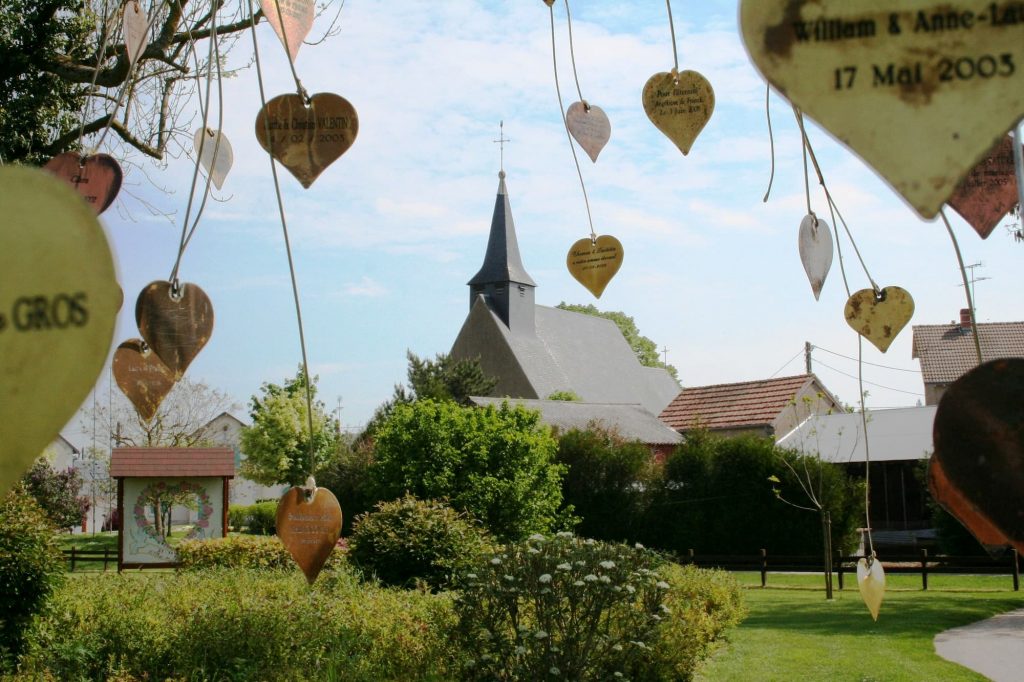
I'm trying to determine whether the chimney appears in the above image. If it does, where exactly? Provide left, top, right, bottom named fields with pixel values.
left=960, top=308, right=972, bottom=332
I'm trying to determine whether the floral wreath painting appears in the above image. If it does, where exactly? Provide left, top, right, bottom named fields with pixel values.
left=129, top=480, right=215, bottom=559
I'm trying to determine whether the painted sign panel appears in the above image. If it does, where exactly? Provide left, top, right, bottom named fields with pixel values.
left=122, top=477, right=223, bottom=564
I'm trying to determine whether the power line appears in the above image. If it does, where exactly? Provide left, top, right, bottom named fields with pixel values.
left=812, top=359, right=924, bottom=396
left=812, top=345, right=921, bottom=373
left=769, top=348, right=804, bottom=378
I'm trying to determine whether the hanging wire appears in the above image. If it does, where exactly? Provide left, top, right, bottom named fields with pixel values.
left=548, top=4, right=596, bottom=241
left=664, top=0, right=680, bottom=74
left=768, top=348, right=804, bottom=378
left=249, top=0, right=318, bottom=482
left=799, top=118, right=814, bottom=221
left=813, top=345, right=921, bottom=373
left=812, top=359, right=924, bottom=396
left=762, top=84, right=775, bottom=203
left=562, top=0, right=586, bottom=106
left=939, top=209, right=984, bottom=365
left=75, top=0, right=116, bottom=152
left=1014, top=124, right=1024, bottom=228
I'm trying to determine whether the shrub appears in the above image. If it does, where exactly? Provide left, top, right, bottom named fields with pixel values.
left=0, top=485, right=65, bottom=667
left=228, top=500, right=278, bottom=535
left=317, top=439, right=378, bottom=536
left=21, top=459, right=88, bottom=530
left=177, top=534, right=345, bottom=572
left=452, top=533, right=743, bottom=680
left=349, top=495, right=494, bottom=590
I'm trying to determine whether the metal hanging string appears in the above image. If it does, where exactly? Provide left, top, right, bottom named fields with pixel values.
left=799, top=118, right=814, bottom=220
left=269, top=0, right=310, bottom=102
left=75, top=0, right=116, bottom=151
left=249, top=0, right=318, bottom=481
left=1014, top=124, right=1024, bottom=225
left=763, top=84, right=776, bottom=203
left=664, top=0, right=680, bottom=74
left=549, top=4, right=596, bottom=241
left=940, top=209, right=984, bottom=365
left=562, top=0, right=586, bottom=106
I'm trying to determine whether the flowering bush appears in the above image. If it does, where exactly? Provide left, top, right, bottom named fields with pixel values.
left=454, top=533, right=686, bottom=680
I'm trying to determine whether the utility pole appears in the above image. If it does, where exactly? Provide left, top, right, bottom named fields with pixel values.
left=335, top=397, right=343, bottom=435
left=959, top=262, right=991, bottom=314
left=805, top=341, right=813, bottom=374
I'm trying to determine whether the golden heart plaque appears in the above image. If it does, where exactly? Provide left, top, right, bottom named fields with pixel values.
left=642, top=69, right=715, bottom=155
left=566, top=235, right=624, bottom=298
left=844, top=286, right=914, bottom=353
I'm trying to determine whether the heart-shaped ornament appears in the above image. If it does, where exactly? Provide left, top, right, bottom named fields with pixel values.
left=260, top=0, right=315, bottom=63
left=0, top=167, right=118, bottom=494
left=930, top=358, right=1024, bottom=556
left=844, top=286, right=914, bottom=353
left=193, top=128, right=233, bottom=190
left=856, top=557, right=885, bottom=621
left=566, top=101, right=611, bottom=163
left=43, top=152, right=123, bottom=215
left=948, top=135, right=1020, bottom=239
left=135, top=281, right=214, bottom=379
left=255, top=92, right=359, bottom=188
left=798, top=214, right=833, bottom=300
left=642, top=69, right=715, bottom=155
left=567, top=235, right=624, bottom=298
left=276, top=483, right=342, bottom=584
left=113, top=338, right=176, bottom=422
left=740, top=1, right=1024, bottom=219
left=122, top=0, right=149, bottom=68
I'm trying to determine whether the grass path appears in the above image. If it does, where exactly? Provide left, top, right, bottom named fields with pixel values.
left=697, top=574, right=1023, bottom=681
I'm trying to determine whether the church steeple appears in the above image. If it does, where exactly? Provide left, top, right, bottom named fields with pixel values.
left=468, top=171, right=536, bottom=334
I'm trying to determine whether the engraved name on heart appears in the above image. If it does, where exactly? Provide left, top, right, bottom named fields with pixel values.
left=43, top=152, right=123, bottom=215
left=642, top=69, right=715, bottom=155
left=566, top=235, right=624, bottom=299
left=0, top=167, right=119, bottom=493
left=277, top=483, right=342, bottom=584
left=260, top=0, right=315, bottom=63
left=798, top=214, right=834, bottom=301
left=844, top=286, right=914, bottom=353
left=113, top=338, right=177, bottom=422
left=857, top=557, right=886, bottom=621
left=566, top=101, right=611, bottom=162
left=740, top=0, right=1024, bottom=219
left=949, top=135, right=1021, bottom=239
left=135, top=281, right=214, bottom=379
left=255, top=92, right=359, bottom=188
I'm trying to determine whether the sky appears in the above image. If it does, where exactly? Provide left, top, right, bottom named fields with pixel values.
left=66, top=0, right=1024, bottom=446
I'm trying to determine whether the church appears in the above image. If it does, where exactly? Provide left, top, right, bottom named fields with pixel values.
left=450, top=171, right=681, bottom=444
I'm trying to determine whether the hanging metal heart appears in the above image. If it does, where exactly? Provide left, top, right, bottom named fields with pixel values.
left=948, top=136, right=1020, bottom=239
left=930, top=358, right=1024, bottom=556
left=254, top=92, right=359, bottom=188
left=739, top=0, right=1024, bottom=219
left=276, top=484, right=342, bottom=584
left=566, top=101, right=611, bottom=163
left=135, top=281, right=214, bottom=379
left=0, top=167, right=119, bottom=494
left=122, top=0, right=149, bottom=68
left=43, top=152, right=123, bottom=215
left=566, top=235, right=624, bottom=298
left=844, top=286, right=914, bottom=353
left=260, top=0, right=315, bottom=63
left=193, top=127, right=234, bottom=190
left=798, top=214, right=833, bottom=301
left=642, top=69, right=715, bottom=155
left=113, top=338, right=176, bottom=422
left=856, top=557, right=885, bottom=621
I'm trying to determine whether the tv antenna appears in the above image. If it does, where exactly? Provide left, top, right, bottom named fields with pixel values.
left=957, top=262, right=991, bottom=313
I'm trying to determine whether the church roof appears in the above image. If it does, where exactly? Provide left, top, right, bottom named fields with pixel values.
left=468, top=172, right=536, bottom=287
left=470, top=397, right=683, bottom=445
left=912, top=321, right=1024, bottom=384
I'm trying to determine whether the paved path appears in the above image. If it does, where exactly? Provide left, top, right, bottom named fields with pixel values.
left=934, top=608, right=1024, bottom=682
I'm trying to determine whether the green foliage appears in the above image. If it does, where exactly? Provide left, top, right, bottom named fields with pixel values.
left=20, top=459, right=88, bottom=530
left=176, top=534, right=344, bottom=572
left=453, top=533, right=743, bottom=681
left=0, top=486, right=65, bottom=667
left=240, top=368, right=340, bottom=487
left=370, top=400, right=569, bottom=541
left=226, top=500, right=278, bottom=535
left=406, top=351, right=499, bottom=404
left=556, top=426, right=659, bottom=543
left=16, top=568, right=456, bottom=681
left=545, top=390, right=581, bottom=401
left=556, top=302, right=679, bottom=380
left=316, top=438, right=378, bottom=536
left=914, top=460, right=988, bottom=556
left=348, top=495, right=494, bottom=591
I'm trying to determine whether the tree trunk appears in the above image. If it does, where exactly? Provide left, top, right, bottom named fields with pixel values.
left=822, top=510, right=834, bottom=599
left=152, top=502, right=163, bottom=538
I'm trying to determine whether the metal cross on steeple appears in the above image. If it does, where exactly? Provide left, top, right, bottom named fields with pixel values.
left=493, top=120, right=511, bottom=172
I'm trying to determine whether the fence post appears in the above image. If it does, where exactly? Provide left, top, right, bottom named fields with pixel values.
left=687, top=548, right=694, bottom=565
left=921, top=548, right=929, bottom=591
left=70, top=546, right=76, bottom=573
left=760, top=548, right=768, bottom=588
left=836, top=550, right=844, bottom=590
left=103, top=548, right=110, bottom=572
left=1012, top=549, right=1020, bottom=592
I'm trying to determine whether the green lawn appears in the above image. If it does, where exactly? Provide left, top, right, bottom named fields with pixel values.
left=697, top=573, right=1023, bottom=681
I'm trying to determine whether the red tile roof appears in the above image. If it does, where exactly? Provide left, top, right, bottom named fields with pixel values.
left=659, top=374, right=824, bottom=431
left=912, top=322, right=1024, bottom=384
left=110, top=448, right=235, bottom=478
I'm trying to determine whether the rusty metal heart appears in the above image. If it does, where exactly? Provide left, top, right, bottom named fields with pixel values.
left=260, top=0, right=315, bottom=63
left=566, top=235, right=623, bottom=299
left=0, top=166, right=118, bottom=494
left=255, top=92, right=358, bottom=188
left=948, top=135, right=1020, bottom=239
left=844, top=286, right=914, bottom=353
left=43, top=152, right=123, bottom=215
left=122, top=0, right=149, bottom=68
left=193, top=127, right=233, bottom=190
left=113, top=338, right=176, bottom=422
left=798, top=214, right=833, bottom=301
left=642, top=69, right=715, bottom=155
left=930, top=358, right=1024, bottom=556
left=566, top=101, right=611, bottom=162
left=135, top=281, right=214, bottom=379
left=740, top=0, right=1024, bottom=219
left=276, top=485, right=342, bottom=584
left=856, top=557, right=885, bottom=621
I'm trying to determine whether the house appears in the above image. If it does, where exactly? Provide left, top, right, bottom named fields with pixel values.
left=659, top=374, right=842, bottom=439
left=912, top=309, right=1024, bottom=405
left=45, top=434, right=81, bottom=470
left=450, top=171, right=679, bottom=421
left=199, top=412, right=288, bottom=507
left=469, top=397, right=683, bottom=459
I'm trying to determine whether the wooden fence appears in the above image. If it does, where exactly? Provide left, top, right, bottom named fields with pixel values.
left=63, top=548, right=116, bottom=572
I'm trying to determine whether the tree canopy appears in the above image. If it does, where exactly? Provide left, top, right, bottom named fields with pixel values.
left=556, top=303, right=679, bottom=380
left=20, top=459, right=89, bottom=530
